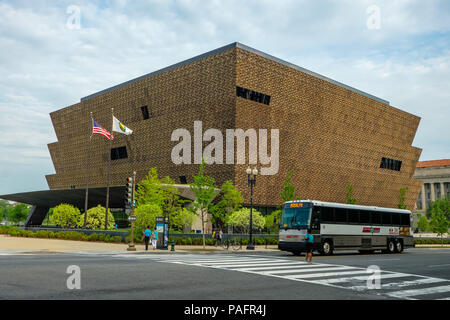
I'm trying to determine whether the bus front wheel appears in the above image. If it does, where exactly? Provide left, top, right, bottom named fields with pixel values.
left=319, top=240, right=333, bottom=256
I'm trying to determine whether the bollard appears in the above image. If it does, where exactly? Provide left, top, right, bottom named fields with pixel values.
left=170, top=240, right=175, bottom=252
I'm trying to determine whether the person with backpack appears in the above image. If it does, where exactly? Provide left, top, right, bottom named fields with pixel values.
left=304, top=229, right=314, bottom=263
left=143, top=226, right=152, bottom=251
left=151, top=227, right=158, bottom=250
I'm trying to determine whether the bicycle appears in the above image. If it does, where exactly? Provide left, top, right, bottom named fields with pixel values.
left=221, top=238, right=242, bottom=251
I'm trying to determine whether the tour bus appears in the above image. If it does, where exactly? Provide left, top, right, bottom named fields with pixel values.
left=278, top=200, right=414, bottom=255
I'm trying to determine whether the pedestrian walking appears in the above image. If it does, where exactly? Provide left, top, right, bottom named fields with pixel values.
left=304, top=229, right=314, bottom=263
left=218, top=229, right=223, bottom=246
left=152, top=227, right=158, bottom=250
left=143, top=226, right=152, bottom=251
left=214, top=229, right=220, bottom=246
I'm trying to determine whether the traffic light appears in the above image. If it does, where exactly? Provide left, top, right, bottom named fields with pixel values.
left=125, top=177, right=133, bottom=205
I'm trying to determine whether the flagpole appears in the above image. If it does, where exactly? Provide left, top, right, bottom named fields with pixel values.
left=105, top=108, right=113, bottom=230
left=84, top=112, right=93, bottom=228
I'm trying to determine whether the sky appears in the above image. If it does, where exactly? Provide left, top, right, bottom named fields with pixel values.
left=0, top=0, right=449, bottom=195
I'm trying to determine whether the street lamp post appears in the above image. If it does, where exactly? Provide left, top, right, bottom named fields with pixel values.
left=246, top=167, right=258, bottom=250
left=127, top=171, right=137, bottom=252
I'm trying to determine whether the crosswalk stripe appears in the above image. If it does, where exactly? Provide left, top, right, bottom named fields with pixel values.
left=314, top=273, right=412, bottom=284
left=288, top=270, right=370, bottom=279
left=386, top=285, right=450, bottom=299
left=347, top=277, right=446, bottom=291
left=234, top=263, right=328, bottom=271
left=171, top=258, right=274, bottom=264
left=257, top=266, right=359, bottom=275
left=198, top=260, right=308, bottom=268
left=110, top=253, right=450, bottom=300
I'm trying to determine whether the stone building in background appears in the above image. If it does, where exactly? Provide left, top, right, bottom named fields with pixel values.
left=414, top=159, right=450, bottom=212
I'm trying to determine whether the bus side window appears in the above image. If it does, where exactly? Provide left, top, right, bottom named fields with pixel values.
left=321, top=207, right=334, bottom=223
left=371, top=211, right=381, bottom=225
left=348, top=209, right=359, bottom=224
left=311, top=207, right=321, bottom=230
left=335, top=208, right=347, bottom=223
left=360, top=210, right=370, bottom=224
left=400, top=213, right=410, bottom=226
left=392, top=212, right=401, bottom=225
left=381, top=212, right=391, bottom=225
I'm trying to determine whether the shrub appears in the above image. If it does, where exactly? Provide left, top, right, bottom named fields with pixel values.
left=35, top=230, right=55, bottom=238
left=50, top=204, right=81, bottom=228
left=78, top=205, right=115, bottom=230
left=88, top=233, right=105, bottom=242
left=109, top=236, right=123, bottom=243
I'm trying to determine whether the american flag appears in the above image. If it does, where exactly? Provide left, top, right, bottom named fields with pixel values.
left=92, top=119, right=113, bottom=140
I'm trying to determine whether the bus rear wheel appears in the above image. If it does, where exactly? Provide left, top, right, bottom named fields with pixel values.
left=394, top=239, right=404, bottom=253
left=319, top=240, right=333, bottom=256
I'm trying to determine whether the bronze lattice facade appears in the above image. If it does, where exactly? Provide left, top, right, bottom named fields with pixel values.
left=46, top=43, right=423, bottom=210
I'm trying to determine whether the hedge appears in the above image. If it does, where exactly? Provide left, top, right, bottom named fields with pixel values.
left=4, top=225, right=449, bottom=246
left=0, top=226, right=123, bottom=243
left=414, top=238, right=450, bottom=245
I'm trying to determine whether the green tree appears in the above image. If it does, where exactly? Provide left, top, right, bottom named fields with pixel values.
left=77, top=205, right=115, bottom=230
left=0, top=200, right=11, bottom=221
left=426, top=196, right=450, bottom=221
left=7, top=204, right=30, bottom=224
left=281, top=170, right=297, bottom=203
left=398, top=187, right=408, bottom=209
left=346, top=180, right=357, bottom=204
left=265, top=209, right=282, bottom=234
left=226, top=208, right=265, bottom=234
left=417, top=215, right=430, bottom=233
left=134, top=203, right=163, bottom=235
left=190, top=160, right=218, bottom=248
left=50, top=204, right=81, bottom=228
left=209, top=180, right=243, bottom=231
left=170, top=207, right=196, bottom=233
left=430, top=205, right=450, bottom=245
left=135, top=168, right=166, bottom=207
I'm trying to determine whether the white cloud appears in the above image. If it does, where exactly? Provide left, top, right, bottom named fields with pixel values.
left=0, top=0, right=449, bottom=194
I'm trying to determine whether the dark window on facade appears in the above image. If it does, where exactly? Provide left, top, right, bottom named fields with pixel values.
left=360, top=210, right=371, bottom=224
left=392, top=212, right=401, bottom=225
left=381, top=212, right=391, bottom=225
left=348, top=209, right=359, bottom=223
left=401, top=214, right=410, bottom=226
left=371, top=211, right=381, bottom=225
left=179, top=176, right=187, bottom=184
left=380, top=157, right=402, bottom=171
left=141, top=106, right=150, bottom=120
left=236, top=86, right=271, bottom=105
left=111, top=146, right=128, bottom=161
left=321, top=207, right=334, bottom=223
left=335, top=208, right=347, bottom=223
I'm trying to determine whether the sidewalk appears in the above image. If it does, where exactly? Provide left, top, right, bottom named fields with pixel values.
left=0, top=235, right=279, bottom=254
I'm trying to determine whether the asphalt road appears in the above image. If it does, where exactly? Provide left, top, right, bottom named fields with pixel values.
left=1, top=248, right=449, bottom=300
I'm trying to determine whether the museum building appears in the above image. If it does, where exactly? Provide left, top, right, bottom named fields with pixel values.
left=1, top=43, right=423, bottom=226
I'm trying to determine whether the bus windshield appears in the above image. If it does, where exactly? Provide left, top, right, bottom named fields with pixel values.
left=281, top=206, right=312, bottom=229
